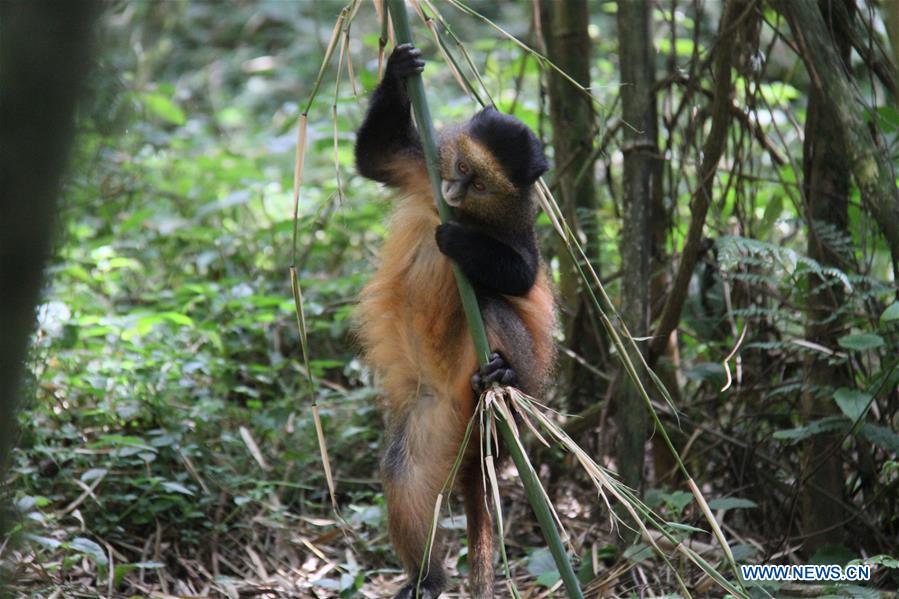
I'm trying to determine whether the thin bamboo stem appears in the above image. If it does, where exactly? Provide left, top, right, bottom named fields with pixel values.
left=386, top=0, right=489, bottom=362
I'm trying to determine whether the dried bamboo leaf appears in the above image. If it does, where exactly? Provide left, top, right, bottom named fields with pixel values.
left=303, top=8, right=347, bottom=114
left=312, top=404, right=338, bottom=511
left=444, top=0, right=600, bottom=105
left=331, top=105, right=344, bottom=205
left=238, top=426, right=270, bottom=471
left=688, top=477, right=736, bottom=566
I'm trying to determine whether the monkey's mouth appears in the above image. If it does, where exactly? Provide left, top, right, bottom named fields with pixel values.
left=441, top=179, right=466, bottom=207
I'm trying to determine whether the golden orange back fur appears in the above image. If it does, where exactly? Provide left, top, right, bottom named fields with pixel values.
left=355, top=160, right=556, bottom=425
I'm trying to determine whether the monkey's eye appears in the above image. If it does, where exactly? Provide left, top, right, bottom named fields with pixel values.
left=472, top=179, right=486, bottom=192
left=457, top=161, right=469, bottom=175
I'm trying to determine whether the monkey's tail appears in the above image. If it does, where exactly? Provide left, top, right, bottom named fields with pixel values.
left=462, top=468, right=495, bottom=598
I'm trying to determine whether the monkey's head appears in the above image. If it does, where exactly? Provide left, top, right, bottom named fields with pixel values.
left=438, top=106, right=548, bottom=228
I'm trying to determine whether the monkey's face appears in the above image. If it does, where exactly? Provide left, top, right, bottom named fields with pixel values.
left=438, top=132, right=519, bottom=223
left=437, top=108, right=548, bottom=226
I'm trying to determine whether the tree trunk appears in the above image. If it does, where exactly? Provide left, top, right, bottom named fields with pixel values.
left=0, top=0, right=100, bottom=533
left=538, top=0, right=603, bottom=411
left=798, top=0, right=852, bottom=555
left=614, top=0, right=656, bottom=499
left=782, top=1, right=899, bottom=273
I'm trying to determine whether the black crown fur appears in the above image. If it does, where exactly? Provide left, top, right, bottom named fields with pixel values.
left=468, top=106, right=549, bottom=188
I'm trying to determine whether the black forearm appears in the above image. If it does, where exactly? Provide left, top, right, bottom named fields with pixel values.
left=436, top=224, right=538, bottom=296
left=355, top=73, right=421, bottom=185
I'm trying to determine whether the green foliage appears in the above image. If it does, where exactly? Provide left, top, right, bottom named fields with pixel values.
left=833, top=388, right=872, bottom=421
left=717, top=235, right=853, bottom=291
left=773, top=417, right=849, bottom=443
left=881, top=302, right=899, bottom=322
left=4, top=2, right=388, bottom=593
left=644, top=488, right=696, bottom=520
left=705, top=497, right=758, bottom=511
left=838, top=333, right=885, bottom=351
left=527, top=547, right=563, bottom=587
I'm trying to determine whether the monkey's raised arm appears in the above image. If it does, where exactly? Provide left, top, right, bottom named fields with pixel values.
left=355, top=44, right=425, bottom=187
left=436, top=223, right=538, bottom=297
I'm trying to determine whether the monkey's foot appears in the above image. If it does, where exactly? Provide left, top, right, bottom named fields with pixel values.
left=471, top=351, right=518, bottom=393
left=394, top=580, right=442, bottom=599
left=388, top=43, right=424, bottom=79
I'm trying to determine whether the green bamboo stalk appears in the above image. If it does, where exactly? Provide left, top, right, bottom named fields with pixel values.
left=385, top=2, right=583, bottom=597
left=385, top=0, right=489, bottom=363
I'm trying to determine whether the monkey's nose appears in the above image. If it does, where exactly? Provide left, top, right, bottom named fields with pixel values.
left=441, top=179, right=465, bottom=207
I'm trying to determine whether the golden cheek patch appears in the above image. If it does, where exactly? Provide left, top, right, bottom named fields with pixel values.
left=438, top=144, right=458, bottom=181
left=456, top=137, right=517, bottom=196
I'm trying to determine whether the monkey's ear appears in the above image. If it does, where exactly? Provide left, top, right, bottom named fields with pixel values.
left=518, top=137, right=550, bottom=186
left=469, top=107, right=549, bottom=188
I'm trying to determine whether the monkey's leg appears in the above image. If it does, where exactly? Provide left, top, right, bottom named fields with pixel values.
left=462, top=465, right=495, bottom=598
left=477, top=297, right=544, bottom=395
left=382, top=407, right=457, bottom=598
left=383, top=462, right=447, bottom=598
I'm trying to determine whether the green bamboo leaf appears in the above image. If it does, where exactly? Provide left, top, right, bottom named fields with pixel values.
left=880, top=302, right=899, bottom=322
left=527, top=548, right=557, bottom=577
left=859, top=423, right=899, bottom=452
left=837, top=333, right=885, bottom=351
left=160, top=312, right=194, bottom=326
left=160, top=481, right=194, bottom=496
left=142, top=91, right=186, bottom=125
left=773, top=416, right=847, bottom=442
left=850, top=555, right=899, bottom=569
left=832, top=388, right=871, bottom=422
left=623, top=543, right=653, bottom=563
left=68, top=537, right=108, bottom=565
left=706, top=497, right=758, bottom=510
